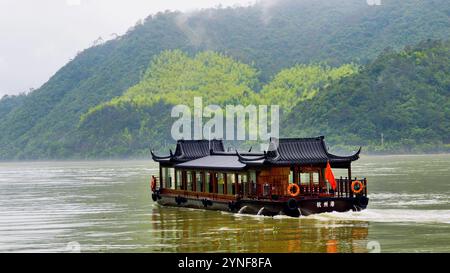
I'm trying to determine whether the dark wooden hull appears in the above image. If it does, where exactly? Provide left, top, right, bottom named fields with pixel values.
left=153, top=192, right=369, bottom=217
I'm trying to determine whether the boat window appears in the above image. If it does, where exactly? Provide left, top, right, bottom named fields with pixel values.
left=249, top=171, right=257, bottom=196
left=299, top=172, right=310, bottom=185
left=217, top=173, right=225, bottom=194
left=238, top=174, right=248, bottom=195
left=226, top=173, right=235, bottom=195
left=186, top=171, right=193, bottom=191
left=196, top=172, right=203, bottom=192
left=289, top=170, right=294, bottom=183
left=169, top=168, right=175, bottom=189
left=162, top=167, right=174, bottom=189
left=312, top=172, right=320, bottom=185
left=263, top=183, right=270, bottom=196
left=161, top=167, right=166, bottom=188
left=205, top=172, right=211, bottom=193
left=176, top=170, right=182, bottom=190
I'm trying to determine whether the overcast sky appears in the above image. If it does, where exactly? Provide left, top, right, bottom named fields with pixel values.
left=0, top=0, right=256, bottom=97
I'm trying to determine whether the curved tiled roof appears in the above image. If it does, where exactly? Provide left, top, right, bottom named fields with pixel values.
left=238, top=136, right=360, bottom=167
left=152, top=137, right=360, bottom=168
left=151, top=139, right=224, bottom=163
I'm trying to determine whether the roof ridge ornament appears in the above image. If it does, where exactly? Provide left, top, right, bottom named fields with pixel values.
left=236, top=150, right=267, bottom=162
left=151, top=149, right=172, bottom=160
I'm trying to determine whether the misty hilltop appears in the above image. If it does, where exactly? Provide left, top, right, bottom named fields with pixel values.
left=0, top=0, right=449, bottom=159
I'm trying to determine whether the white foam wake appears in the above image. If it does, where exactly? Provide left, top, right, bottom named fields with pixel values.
left=305, top=209, right=450, bottom=224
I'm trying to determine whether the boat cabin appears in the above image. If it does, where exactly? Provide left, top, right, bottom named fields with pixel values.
left=151, top=137, right=368, bottom=216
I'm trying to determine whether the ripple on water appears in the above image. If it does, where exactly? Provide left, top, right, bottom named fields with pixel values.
left=369, top=192, right=450, bottom=208
left=0, top=157, right=450, bottom=252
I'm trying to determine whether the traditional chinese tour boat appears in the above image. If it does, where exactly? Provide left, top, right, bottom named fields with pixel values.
left=150, top=137, right=368, bottom=217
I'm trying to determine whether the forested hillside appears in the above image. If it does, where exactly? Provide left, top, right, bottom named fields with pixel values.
left=78, top=50, right=356, bottom=157
left=257, top=64, right=358, bottom=112
left=0, top=0, right=449, bottom=159
left=80, top=41, right=450, bottom=156
left=77, top=51, right=260, bottom=157
left=284, top=40, right=450, bottom=153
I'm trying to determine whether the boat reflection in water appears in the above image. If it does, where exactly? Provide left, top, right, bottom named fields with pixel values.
left=149, top=205, right=370, bottom=253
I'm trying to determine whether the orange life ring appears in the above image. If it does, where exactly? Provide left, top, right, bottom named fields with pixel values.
left=351, top=180, right=364, bottom=194
left=150, top=176, right=157, bottom=192
left=287, top=183, right=300, bottom=197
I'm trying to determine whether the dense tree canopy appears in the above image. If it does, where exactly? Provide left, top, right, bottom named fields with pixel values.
left=284, top=40, right=450, bottom=153
left=77, top=51, right=261, bottom=157
left=80, top=41, right=450, bottom=156
left=257, top=64, right=358, bottom=113
left=103, top=50, right=258, bottom=108
left=0, top=0, right=448, bottom=159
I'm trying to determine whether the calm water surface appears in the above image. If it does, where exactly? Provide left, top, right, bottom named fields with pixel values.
left=0, top=155, right=449, bottom=253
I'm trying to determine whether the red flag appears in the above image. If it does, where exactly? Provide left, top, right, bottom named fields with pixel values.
left=325, top=161, right=336, bottom=190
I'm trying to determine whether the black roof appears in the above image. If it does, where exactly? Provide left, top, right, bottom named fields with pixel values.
left=152, top=137, right=360, bottom=169
left=151, top=139, right=225, bottom=163
left=237, top=137, right=360, bottom=168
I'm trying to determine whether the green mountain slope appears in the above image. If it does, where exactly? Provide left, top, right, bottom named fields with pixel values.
left=77, top=51, right=259, bottom=157
left=78, top=50, right=355, bottom=157
left=284, top=40, right=450, bottom=153
left=257, top=64, right=358, bottom=113
left=0, top=0, right=449, bottom=159
left=0, top=13, right=193, bottom=159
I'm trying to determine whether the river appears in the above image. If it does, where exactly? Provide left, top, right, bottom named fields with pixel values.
left=0, top=154, right=449, bottom=252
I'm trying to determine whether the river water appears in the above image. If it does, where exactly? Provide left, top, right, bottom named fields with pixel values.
left=0, top=155, right=449, bottom=253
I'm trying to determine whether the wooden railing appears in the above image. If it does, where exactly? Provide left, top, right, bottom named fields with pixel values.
left=335, top=177, right=367, bottom=198
left=247, top=178, right=367, bottom=199
left=153, top=174, right=367, bottom=200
